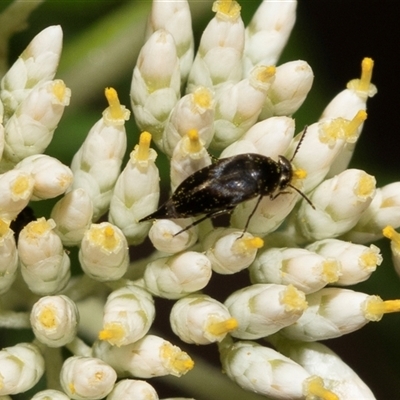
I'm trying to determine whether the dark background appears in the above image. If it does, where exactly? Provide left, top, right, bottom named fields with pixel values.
left=2, top=1, right=400, bottom=399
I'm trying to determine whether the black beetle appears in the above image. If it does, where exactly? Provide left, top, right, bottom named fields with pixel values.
left=139, top=131, right=313, bottom=236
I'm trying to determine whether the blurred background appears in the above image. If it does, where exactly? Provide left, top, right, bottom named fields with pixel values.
left=1, top=0, right=400, bottom=398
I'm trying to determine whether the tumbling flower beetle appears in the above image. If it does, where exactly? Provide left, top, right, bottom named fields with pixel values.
left=139, top=130, right=314, bottom=235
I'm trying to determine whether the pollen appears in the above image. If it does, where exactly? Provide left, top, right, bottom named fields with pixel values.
left=161, top=343, right=194, bottom=375
left=89, top=224, right=119, bottom=252
left=232, top=236, right=264, bottom=254
left=27, top=218, right=55, bottom=237
left=360, top=245, right=382, bottom=269
left=280, top=284, right=308, bottom=312
left=39, top=306, right=57, bottom=328
left=212, top=0, right=241, bottom=20
left=52, top=80, right=66, bottom=102
left=355, top=173, right=376, bottom=200
left=193, top=87, right=213, bottom=109
left=255, top=65, right=276, bottom=83
left=11, top=175, right=31, bottom=199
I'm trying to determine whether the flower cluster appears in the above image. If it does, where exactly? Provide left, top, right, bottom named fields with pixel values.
left=0, top=1, right=399, bottom=399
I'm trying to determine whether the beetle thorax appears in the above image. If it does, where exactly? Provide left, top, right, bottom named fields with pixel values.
left=277, top=155, right=293, bottom=190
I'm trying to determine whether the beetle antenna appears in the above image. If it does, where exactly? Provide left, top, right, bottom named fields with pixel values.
left=288, top=183, right=315, bottom=209
left=290, top=125, right=308, bottom=162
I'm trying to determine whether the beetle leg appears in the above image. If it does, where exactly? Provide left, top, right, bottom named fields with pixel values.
left=173, top=207, right=235, bottom=236
left=239, top=195, right=264, bottom=238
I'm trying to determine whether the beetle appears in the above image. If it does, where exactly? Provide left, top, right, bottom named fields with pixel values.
left=139, top=131, right=313, bottom=236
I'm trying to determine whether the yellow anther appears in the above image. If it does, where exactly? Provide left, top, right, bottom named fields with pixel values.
left=187, top=129, right=203, bottom=153
left=0, top=219, right=10, bottom=237
left=343, top=110, right=368, bottom=143
left=305, top=376, right=339, bottom=400
left=98, top=323, right=125, bottom=343
left=358, top=57, right=374, bottom=92
left=364, top=295, right=400, bottom=321
left=207, top=317, right=238, bottom=336
left=137, top=131, right=152, bottom=161
left=255, top=65, right=276, bottom=83
left=293, top=168, right=307, bottom=180
left=232, top=236, right=264, bottom=254
left=89, top=224, right=119, bottom=252
left=346, top=57, right=377, bottom=97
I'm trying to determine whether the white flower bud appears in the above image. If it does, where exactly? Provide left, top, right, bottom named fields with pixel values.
left=0, top=169, right=34, bottom=220
left=260, top=60, right=313, bottom=119
left=225, top=283, right=307, bottom=339
left=219, top=339, right=337, bottom=400
left=109, top=132, right=160, bottom=245
left=321, top=58, right=376, bottom=177
left=143, top=251, right=212, bottom=299
left=170, top=294, right=237, bottom=344
left=18, top=218, right=70, bottom=295
left=31, top=389, right=70, bottom=400
left=243, top=0, right=297, bottom=74
left=60, top=356, right=117, bottom=400
left=98, top=285, right=155, bottom=347
left=51, top=188, right=94, bottom=246
left=344, top=182, right=400, bottom=243
left=107, top=379, right=159, bottom=400
left=0, top=219, right=18, bottom=294
left=30, top=295, right=78, bottom=347
left=162, top=87, right=214, bottom=156
left=296, top=169, right=376, bottom=241
left=307, top=239, right=382, bottom=286
left=250, top=247, right=341, bottom=294
left=186, top=0, right=244, bottom=93
left=0, top=25, right=63, bottom=120
left=203, top=228, right=263, bottom=274
left=281, top=287, right=400, bottom=341
left=70, top=88, right=128, bottom=220
left=270, top=335, right=377, bottom=400
left=15, top=154, right=73, bottom=200
left=211, top=65, right=275, bottom=150
left=0, top=343, right=44, bottom=396
left=220, top=116, right=294, bottom=159
left=79, top=222, right=129, bottom=282
left=170, top=129, right=212, bottom=191
left=146, top=0, right=194, bottom=84
left=130, top=30, right=180, bottom=144
left=148, top=219, right=198, bottom=254
left=286, top=120, right=349, bottom=192
left=2, top=79, right=70, bottom=168
left=93, top=335, right=194, bottom=378
left=231, top=185, right=298, bottom=236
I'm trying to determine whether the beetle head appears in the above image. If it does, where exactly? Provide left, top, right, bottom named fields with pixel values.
left=277, top=155, right=293, bottom=190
